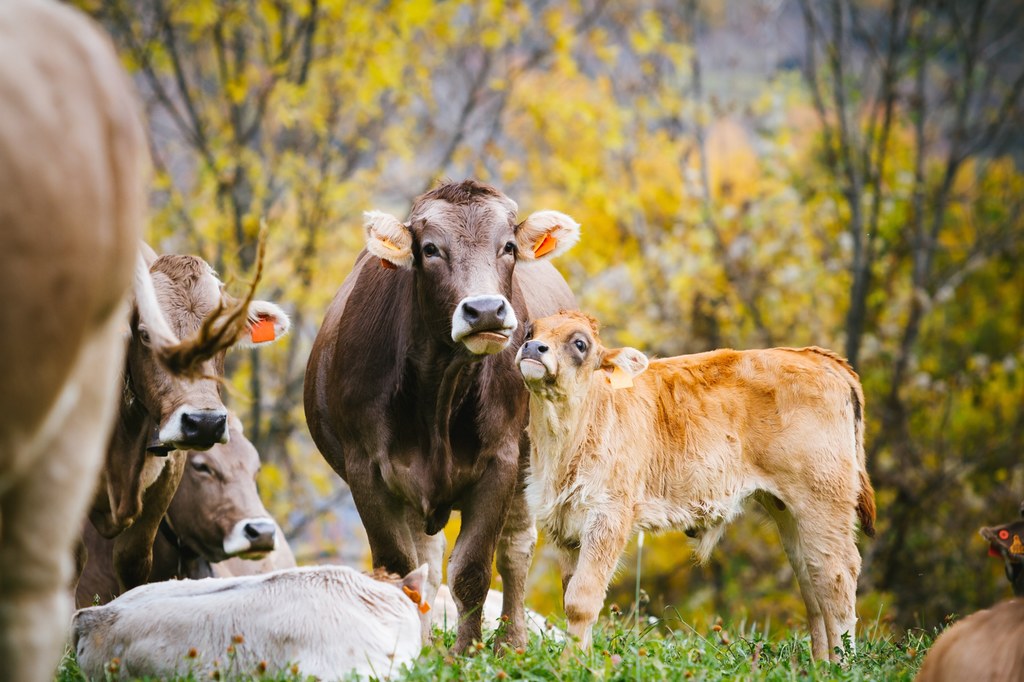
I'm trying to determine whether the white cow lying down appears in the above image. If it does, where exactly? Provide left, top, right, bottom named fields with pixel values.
left=73, top=565, right=427, bottom=680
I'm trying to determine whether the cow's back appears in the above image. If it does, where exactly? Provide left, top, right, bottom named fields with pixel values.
left=0, top=0, right=142, bottom=477
left=916, top=599, right=1024, bottom=682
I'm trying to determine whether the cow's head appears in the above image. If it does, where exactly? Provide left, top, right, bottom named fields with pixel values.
left=128, top=254, right=289, bottom=452
left=167, top=414, right=277, bottom=562
left=364, top=180, right=580, bottom=356
left=516, top=311, right=648, bottom=399
left=981, top=516, right=1024, bottom=596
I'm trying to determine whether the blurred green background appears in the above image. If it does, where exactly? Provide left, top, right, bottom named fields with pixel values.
left=77, top=0, right=1024, bottom=636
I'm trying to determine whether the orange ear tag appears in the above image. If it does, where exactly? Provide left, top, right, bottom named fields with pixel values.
left=379, top=237, right=402, bottom=269
left=419, top=601, right=431, bottom=614
left=532, top=233, right=558, bottom=258
left=605, top=366, right=633, bottom=390
left=402, top=585, right=422, bottom=604
left=1011, top=534, right=1024, bottom=555
left=250, top=318, right=276, bottom=344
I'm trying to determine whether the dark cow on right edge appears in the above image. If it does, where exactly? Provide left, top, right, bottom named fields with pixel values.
left=305, top=180, right=580, bottom=651
left=916, top=504, right=1024, bottom=681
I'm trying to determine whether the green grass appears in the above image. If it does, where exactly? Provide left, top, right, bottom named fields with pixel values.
left=56, top=612, right=933, bottom=682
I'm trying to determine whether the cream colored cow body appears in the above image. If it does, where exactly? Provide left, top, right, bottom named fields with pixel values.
left=517, top=312, right=875, bottom=662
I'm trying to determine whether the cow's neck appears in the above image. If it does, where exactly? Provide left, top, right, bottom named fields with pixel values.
left=527, top=383, right=607, bottom=486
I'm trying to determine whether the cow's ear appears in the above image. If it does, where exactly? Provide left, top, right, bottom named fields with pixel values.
left=515, top=210, right=581, bottom=261
left=238, top=300, right=290, bottom=347
left=364, top=210, right=413, bottom=269
left=401, top=564, right=431, bottom=613
left=599, top=347, right=648, bottom=389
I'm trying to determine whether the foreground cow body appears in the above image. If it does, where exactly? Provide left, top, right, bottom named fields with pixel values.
left=915, top=599, right=1024, bottom=682
left=77, top=415, right=287, bottom=606
left=305, top=180, right=579, bottom=650
left=74, top=565, right=427, bottom=680
left=0, top=2, right=149, bottom=679
left=517, top=312, right=876, bottom=661
left=86, top=252, right=289, bottom=592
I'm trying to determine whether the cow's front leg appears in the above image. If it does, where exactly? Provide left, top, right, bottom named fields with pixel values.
left=112, top=453, right=185, bottom=590
left=448, top=455, right=518, bottom=653
left=562, top=513, right=631, bottom=654
left=494, top=465, right=536, bottom=651
left=345, top=459, right=417, bottom=576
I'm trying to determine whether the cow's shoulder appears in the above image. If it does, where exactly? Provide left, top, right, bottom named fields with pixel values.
left=514, top=260, right=575, bottom=322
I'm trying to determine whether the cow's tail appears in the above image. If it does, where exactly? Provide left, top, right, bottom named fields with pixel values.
left=804, top=347, right=876, bottom=538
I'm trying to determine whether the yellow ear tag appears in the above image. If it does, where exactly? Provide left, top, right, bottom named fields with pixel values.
left=532, top=233, right=558, bottom=258
left=380, top=237, right=403, bottom=252
left=1011, top=534, right=1024, bottom=555
left=379, top=237, right=401, bottom=269
left=605, top=365, right=633, bottom=390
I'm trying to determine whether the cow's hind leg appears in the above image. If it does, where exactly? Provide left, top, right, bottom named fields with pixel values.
left=772, top=494, right=860, bottom=662
left=0, top=316, right=123, bottom=682
left=759, top=494, right=828, bottom=660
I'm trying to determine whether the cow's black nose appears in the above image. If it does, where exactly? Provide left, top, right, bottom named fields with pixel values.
left=242, top=519, right=276, bottom=552
left=461, top=297, right=508, bottom=329
left=520, top=340, right=549, bottom=360
left=180, top=411, right=227, bottom=448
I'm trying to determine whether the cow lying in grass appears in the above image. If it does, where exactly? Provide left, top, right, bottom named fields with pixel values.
left=516, top=311, right=875, bottom=662
left=916, top=507, right=1024, bottom=681
left=73, top=565, right=428, bottom=680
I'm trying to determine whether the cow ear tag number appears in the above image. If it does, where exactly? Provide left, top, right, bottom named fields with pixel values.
left=606, top=366, right=633, bottom=390
left=250, top=317, right=276, bottom=343
left=532, top=233, right=558, bottom=258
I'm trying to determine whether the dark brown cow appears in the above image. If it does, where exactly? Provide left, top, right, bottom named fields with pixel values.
left=304, top=179, right=580, bottom=651
left=77, top=414, right=289, bottom=606
left=0, top=2, right=152, bottom=679
left=86, top=253, right=289, bottom=592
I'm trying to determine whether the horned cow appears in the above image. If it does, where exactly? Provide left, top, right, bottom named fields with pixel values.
left=85, top=251, right=289, bottom=593
left=0, top=2, right=153, bottom=680
left=516, top=311, right=875, bottom=662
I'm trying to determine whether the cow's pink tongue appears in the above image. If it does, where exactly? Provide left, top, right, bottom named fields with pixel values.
left=463, top=331, right=509, bottom=355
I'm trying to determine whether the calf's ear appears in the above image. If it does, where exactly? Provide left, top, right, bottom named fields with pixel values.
left=364, top=210, right=414, bottom=269
left=237, top=300, right=291, bottom=347
left=515, top=210, right=581, bottom=261
left=600, top=347, right=649, bottom=389
left=401, top=564, right=431, bottom=613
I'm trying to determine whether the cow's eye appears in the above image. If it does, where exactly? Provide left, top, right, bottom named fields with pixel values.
left=503, top=241, right=516, bottom=255
left=137, top=326, right=151, bottom=346
left=422, top=243, right=440, bottom=258
left=574, top=339, right=588, bottom=353
left=192, top=461, right=213, bottom=476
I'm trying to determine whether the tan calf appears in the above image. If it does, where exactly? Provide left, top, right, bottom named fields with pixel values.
left=517, top=312, right=875, bottom=661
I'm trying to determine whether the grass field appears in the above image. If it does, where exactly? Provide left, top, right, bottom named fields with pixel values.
left=56, top=611, right=933, bottom=681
